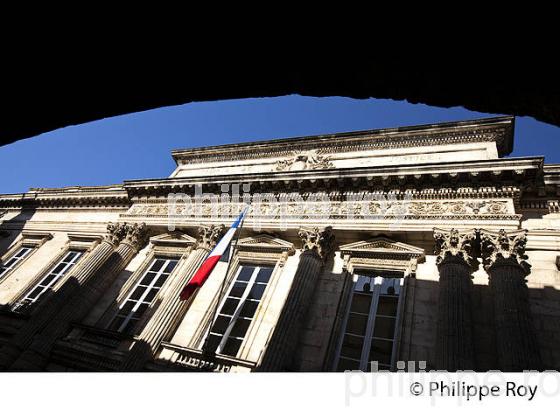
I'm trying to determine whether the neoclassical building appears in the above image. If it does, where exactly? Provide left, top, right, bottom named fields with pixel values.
left=0, top=116, right=559, bottom=372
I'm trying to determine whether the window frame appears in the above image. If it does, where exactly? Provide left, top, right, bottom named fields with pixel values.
left=333, top=271, right=405, bottom=372
left=0, top=231, right=53, bottom=284
left=106, top=256, right=180, bottom=334
left=0, top=245, right=34, bottom=280
left=201, top=263, right=275, bottom=356
left=16, top=249, right=84, bottom=309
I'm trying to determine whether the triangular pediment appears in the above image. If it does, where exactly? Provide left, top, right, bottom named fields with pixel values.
left=150, top=232, right=197, bottom=247
left=237, top=234, right=294, bottom=252
left=340, top=236, right=425, bottom=258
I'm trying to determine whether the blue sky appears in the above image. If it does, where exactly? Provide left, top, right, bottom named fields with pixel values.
left=1, top=96, right=559, bottom=194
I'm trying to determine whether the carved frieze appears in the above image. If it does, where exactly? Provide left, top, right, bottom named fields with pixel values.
left=479, top=229, right=531, bottom=273
left=127, top=198, right=516, bottom=221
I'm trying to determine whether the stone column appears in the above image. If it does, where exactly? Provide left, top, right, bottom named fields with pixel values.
left=119, top=225, right=223, bottom=371
left=0, top=222, right=125, bottom=370
left=258, top=226, right=335, bottom=371
left=433, top=228, right=477, bottom=371
left=9, top=223, right=148, bottom=371
left=480, top=229, right=542, bottom=371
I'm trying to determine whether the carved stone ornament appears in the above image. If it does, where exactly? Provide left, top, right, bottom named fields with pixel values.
left=196, top=225, right=225, bottom=251
left=479, top=228, right=531, bottom=273
left=122, top=222, right=149, bottom=250
left=298, top=226, right=335, bottom=260
left=275, top=150, right=334, bottom=171
left=106, top=222, right=128, bottom=245
left=433, top=228, right=478, bottom=269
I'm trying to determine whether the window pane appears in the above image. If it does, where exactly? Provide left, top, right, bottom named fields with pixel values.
left=220, top=298, right=239, bottom=315
left=63, top=252, right=77, bottom=262
left=120, top=301, right=136, bottom=315
left=164, top=260, right=178, bottom=273
left=369, top=338, right=394, bottom=365
left=122, top=318, right=139, bottom=334
left=151, top=259, right=165, bottom=272
left=346, top=313, right=368, bottom=336
left=3, top=258, right=17, bottom=268
left=26, top=286, right=44, bottom=300
left=204, top=334, right=222, bottom=352
left=248, top=283, right=266, bottom=300
left=256, top=267, right=273, bottom=283
left=237, top=266, right=255, bottom=282
left=154, top=274, right=168, bottom=288
left=133, top=303, right=149, bottom=318
left=144, top=287, right=159, bottom=302
left=16, top=248, right=30, bottom=257
left=107, top=315, right=125, bottom=332
left=372, top=316, right=396, bottom=340
left=350, top=293, right=371, bottom=314
left=130, top=285, right=147, bottom=301
left=337, top=357, right=361, bottom=371
left=39, top=274, right=57, bottom=287
left=239, top=300, right=259, bottom=318
left=51, top=263, right=67, bottom=274
left=221, top=338, right=242, bottom=356
left=341, top=334, right=364, bottom=360
left=140, top=272, right=156, bottom=286
left=211, top=315, right=231, bottom=335
left=377, top=296, right=398, bottom=317
left=229, top=281, right=248, bottom=298
left=229, top=318, right=251, bottom=338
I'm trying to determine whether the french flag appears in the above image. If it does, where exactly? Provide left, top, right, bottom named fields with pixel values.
left=179, top=207, right=249, bottom=300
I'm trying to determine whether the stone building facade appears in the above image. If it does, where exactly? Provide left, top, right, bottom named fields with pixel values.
left=0, top=116, right=559, bottom=372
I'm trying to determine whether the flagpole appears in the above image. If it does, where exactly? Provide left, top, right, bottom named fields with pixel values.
left=201, top=204, right=250, bottom=355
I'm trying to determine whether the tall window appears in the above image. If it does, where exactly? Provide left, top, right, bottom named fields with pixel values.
left=0, top=246, right=33, bottom=280
left=335, top=274, right=404, bottom=371
left=19, top=250, right=83, bottom=306
left=107, top=257, right=179, bottom=334
left=203, top=264, right=274, bottom=356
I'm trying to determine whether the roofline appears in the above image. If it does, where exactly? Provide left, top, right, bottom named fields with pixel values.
left=171, top=115, right=515, bottom=164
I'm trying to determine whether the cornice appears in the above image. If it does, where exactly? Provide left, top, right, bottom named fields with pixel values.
left=171, top=116, right=514, bottom=165
left=124, top=157, right=543, bottom=196
left=0, top=185, right=130, bottom=210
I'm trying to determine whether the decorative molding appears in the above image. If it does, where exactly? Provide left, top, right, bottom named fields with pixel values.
left=298, top=226, right=335, bottom=260
left=433, top=228, right=478, bottom=269
left=236, top=234, right=295, bottom=254
left=340, top=236, right=425, bottom=276
left=275, top=150, right=334, bottom=171
left=149, top=232, right=197, bottom=249
left=480, top=229, right=531, bottom=273
left=20, top=230, right=54, bottom=247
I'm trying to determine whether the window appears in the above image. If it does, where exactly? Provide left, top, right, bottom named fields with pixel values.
left=335, top=274, right=404, bottom=371
left=19, top=250, right=83, bottom=306
left=107, top=257, right=179, bottom=334
left=203, top=264, right=274, bottom=356
left=0, top=246, right=34, bottom=279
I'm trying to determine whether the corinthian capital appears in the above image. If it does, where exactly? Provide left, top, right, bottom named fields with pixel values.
left=121, top=222, right=149, bottom=250
left=197, top=225, right=224, bottom=251
left=298, top=226, right=335, bottom=260
left=106, top=222, right=127, bottom=245
left=433, top=228, right=478, bottom=269
left=479, top=229, right=530, bottom=273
